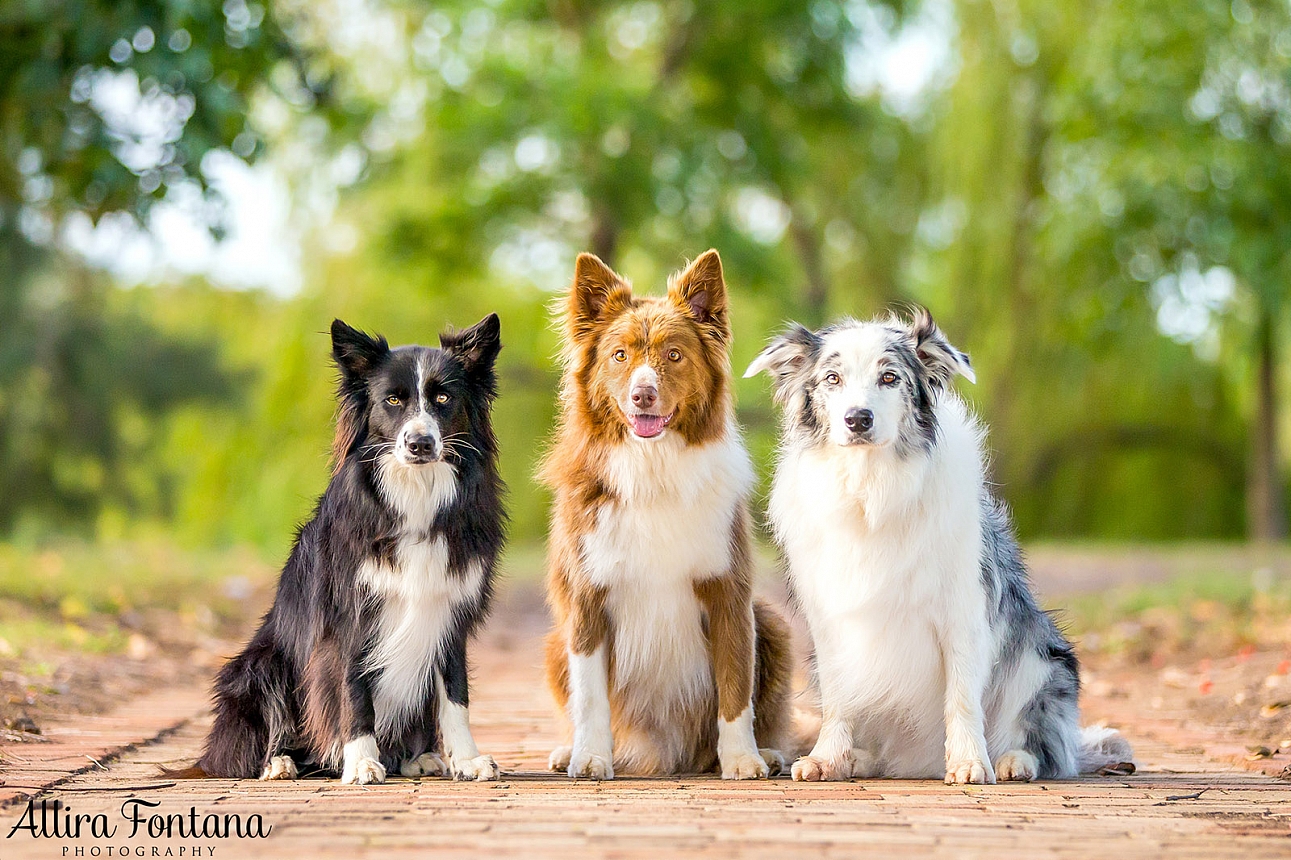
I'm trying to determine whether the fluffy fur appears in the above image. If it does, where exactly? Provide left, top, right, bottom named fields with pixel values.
left=542, top=250, right=792, bottom=780
left=746, top=308, right=1132, bottom=783
left=191, top=314, right=505, bottom=784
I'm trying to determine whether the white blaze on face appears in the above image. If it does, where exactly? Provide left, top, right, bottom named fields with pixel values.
left=622, top=363, right=672, bottom=439
left=818, top=326, right=908, bottom=448
left=395, top=353, right=442, bottom=465
left=626, top=364, right=658, bottom=408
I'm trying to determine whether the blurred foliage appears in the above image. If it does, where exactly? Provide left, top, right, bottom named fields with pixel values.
left=0, top=0, right=1288, bottom=550
left=0, top=0, right=368, bottom=536
left=0, top=537, right=275, bottom=660
left=1062, top=566, right=1291, bottom=663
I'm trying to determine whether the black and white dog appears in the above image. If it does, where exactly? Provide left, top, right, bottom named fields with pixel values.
left=194, top=314, right=505, bottom=784
left=745, top=308, right=1131, bottom=784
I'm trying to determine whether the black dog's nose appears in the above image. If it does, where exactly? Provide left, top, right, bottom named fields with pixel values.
left=406, top=435, right=439, bottom=458
left=631, top=385, right=658, bottom=409
left=844, top=408, right=874, bottom=433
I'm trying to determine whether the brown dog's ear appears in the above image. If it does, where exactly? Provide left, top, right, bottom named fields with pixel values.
left=668, top=249, right=728, bottom=343
left=568, top=253, right=631, bottom=342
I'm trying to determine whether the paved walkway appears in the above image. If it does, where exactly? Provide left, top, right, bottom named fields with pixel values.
left=2, top=589, right=1290, bottom=859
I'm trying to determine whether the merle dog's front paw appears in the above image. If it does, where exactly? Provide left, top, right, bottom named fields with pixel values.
left=994, top=750, right=1037, bottom=782
left=791, top=753, right=852, bottom=781
left=945, top=758, right=994, bottom=785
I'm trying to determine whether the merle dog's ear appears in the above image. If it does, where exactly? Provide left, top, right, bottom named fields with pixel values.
left=331, top=319, right=390, bottom=384
left=743, top=323, right=820, bottom=398
left=441, top=312, right=502, bottom=375
left=908, top=307, right=975, bottom=386
left=668, top=249, right=729, bottom=343
left=568, top=253, right=632, bottom=343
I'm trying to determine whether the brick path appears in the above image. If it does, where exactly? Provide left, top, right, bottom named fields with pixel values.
left=3, top=590, right=1291, bottom=859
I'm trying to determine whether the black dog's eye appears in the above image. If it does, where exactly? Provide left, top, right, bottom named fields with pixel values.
left=613, top=349, right=627, bottom=362
left=385, top=395, right=402, bottom=406
left=824, top=372, right=841, bottom=386
left=435, top=392, right=450, bottom=405
left=880, top=371, right=899, bottom=386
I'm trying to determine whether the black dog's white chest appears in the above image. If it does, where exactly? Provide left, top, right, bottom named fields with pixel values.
left=360, top=535, right=482, bottom=736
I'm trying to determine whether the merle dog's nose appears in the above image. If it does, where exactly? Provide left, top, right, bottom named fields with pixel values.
left=844, top=408, right=874, bottom=433
left=406, top=435, right=439, bottom=458
left=631, top=385, right=658, bottom=410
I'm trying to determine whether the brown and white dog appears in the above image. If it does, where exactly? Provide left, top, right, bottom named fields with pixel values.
left=541, top=249, right=792, bottom=780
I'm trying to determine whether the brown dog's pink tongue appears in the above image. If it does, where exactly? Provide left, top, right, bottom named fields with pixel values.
left=630, top=415, right=667, bottom=438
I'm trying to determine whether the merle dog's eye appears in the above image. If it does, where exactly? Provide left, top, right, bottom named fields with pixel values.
left=824, top=372, right=841, bottom=385
left=667, top=348, right=681, bottom=362
left=880, top=371, right=899, bottom=386
left=613, top=349, right=627, bottom=362
left=435, top=392, right=450, bottom=405
left=385, top=395, right=402, bottom=406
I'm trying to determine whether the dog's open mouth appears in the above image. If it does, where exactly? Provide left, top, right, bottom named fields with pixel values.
left=627, top=411, right=675, bottom=439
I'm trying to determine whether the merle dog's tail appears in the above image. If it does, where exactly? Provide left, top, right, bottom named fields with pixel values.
left=1078, top=725, right=1134, bottom=774
left=162, top=640, right=293, bottom=780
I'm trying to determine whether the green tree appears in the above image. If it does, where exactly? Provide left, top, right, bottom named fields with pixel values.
left=912, top=0, right=1250, bottom=538
left=1048, top=0, right=1291, bottom=539
left=0, top=0, right=358, bottom=533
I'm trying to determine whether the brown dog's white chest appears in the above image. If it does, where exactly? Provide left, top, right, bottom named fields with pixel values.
left=579, top=427, right=754, bottom=705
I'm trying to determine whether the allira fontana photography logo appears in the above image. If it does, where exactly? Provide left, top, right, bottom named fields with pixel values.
left=6, top=797, right=271, bottom=856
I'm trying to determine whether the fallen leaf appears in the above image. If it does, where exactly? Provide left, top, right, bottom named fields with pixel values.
left=1199, top=678, right=1214, bottom=695
left=1260, top=701, right=1290, bottom=718
left=1098, top=761, right=1136, bottom=776
left=1245, top=746, right=1274, bottom=761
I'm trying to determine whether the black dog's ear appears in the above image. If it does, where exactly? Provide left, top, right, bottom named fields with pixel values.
left=331, top=319, right=390, bottom=384
left=441, top=312, right=502, bottom=375
left=329, top=319, right=388, bottom=473
left=908, top=307, right=975, bottom=387
left=743, top=323, right=820, bottom=401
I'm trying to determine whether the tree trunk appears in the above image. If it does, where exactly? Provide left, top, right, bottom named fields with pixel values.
left=789, top=219, right=829, bottom=327
left=589, top=209, right=618, bottom=266
left=1247, top=303, right=1287, bottom=541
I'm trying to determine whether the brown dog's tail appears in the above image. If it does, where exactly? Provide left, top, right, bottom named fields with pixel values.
left=785, top=707, right=821, bottom=760
left=752, top=599, right=794, bottom=752
left=157, top=764, right=208, bottom=779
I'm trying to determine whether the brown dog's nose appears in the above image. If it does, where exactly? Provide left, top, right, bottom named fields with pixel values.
left=631, top=385, right=658, bottom=410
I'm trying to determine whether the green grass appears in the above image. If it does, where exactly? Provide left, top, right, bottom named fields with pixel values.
left=0, top=539, right=277, bottom=660
left=1058, top=568, right=1291, bottom=661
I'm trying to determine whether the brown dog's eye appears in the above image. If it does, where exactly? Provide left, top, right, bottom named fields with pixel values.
left=824, top=372, right=840, bottom=385
left=613, top=349, right=627, bottom=362
left=435, top=392, right=450, bottom=404
left=667, top=349, right=681, bottom=362
left=385, top=395, right=402, bottom=406
left=880, top=371, right=898, bottom=385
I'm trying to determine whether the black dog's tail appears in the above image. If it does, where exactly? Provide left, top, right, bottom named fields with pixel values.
left=163, top=640, right=293, bottom=780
